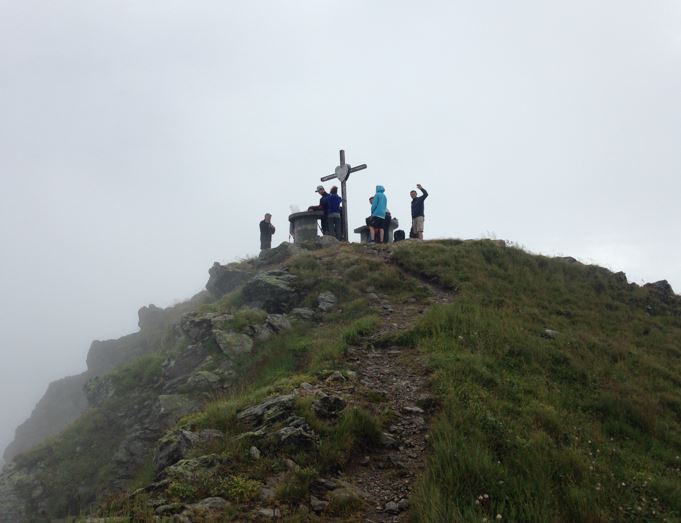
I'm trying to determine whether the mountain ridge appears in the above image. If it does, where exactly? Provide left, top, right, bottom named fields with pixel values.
left=1, top=238, right=680, bottom=522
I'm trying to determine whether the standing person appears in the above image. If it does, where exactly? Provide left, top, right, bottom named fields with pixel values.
left=410, top=184, right=428, bottom=240
left=308, top=185, right=329, bottom=234
left=259, top=213, right=275, bottom=250
left=326, top=186, right=343, bottom=240
left=369, top=185, right=388, bottom=243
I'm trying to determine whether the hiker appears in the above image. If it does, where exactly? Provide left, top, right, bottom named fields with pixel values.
left=366, top=194, right=391, bottom=244
left=308, top=185, right=329, bottom=234
left=326, top=186, right=343, bottom=240
left=369, top=185, right=388, bottom=243
left=410, top=184, right=428, bottom=240
left=259, top=213, right=275, bottom=250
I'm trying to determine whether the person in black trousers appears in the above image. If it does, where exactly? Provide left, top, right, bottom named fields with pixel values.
left=259, top=213, right=275, bottom=250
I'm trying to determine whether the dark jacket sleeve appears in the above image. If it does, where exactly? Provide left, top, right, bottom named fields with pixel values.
left=420, top=187, right=428, bottom=199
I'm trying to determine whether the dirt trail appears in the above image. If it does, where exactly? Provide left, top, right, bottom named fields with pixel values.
left=333, top=246, right=454, bottom=522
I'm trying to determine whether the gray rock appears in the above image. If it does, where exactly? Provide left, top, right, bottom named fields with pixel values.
left=163, top=344, right=210, bottom=382
left=84, top=376, right=115, bottom=406
left=403, top=405, right=425, bottom=415
left=644, top=280, right=675, bottom=299
left=385, top=501, right=400, bottom=514
left=291, top=307, right=316, bottom=320
left=313, top=394, right=346, bottom=419
left=310, top=495, right=329, bottom=513
left=242, top=271, right=300, bottom=313
left=315, top=235, right=340, bottom=248
left=256, top=507, right=282, bottom=518
left=206, top=262, right=252, bottom=298
left=276, top=422, right=319, bottom=451
left=237, top=394, right=295, bottom=428
left=265, top=314, right=292, bottom=333
left=380, top=432, right=398, bottom=448
left=325, top=371, right=347, bottom=383
left=315, top=478, right=338, bottom=490
left=398, top=498, right=410, bottom=511
left=155, top=429, right=200, bottom=473
left=164, top=454, right=227, bottom=480
left=249, top=446, right=261, bottom=460
left=186, top=370, right=221, bottom=390
left=257, top=242, right=302, bottom=265
left=214, top=331, right=254, bottom=357
left=317, top=291, right=338, bottom=312
left=180, top=313, right=215, bottom=342
left=158, top=394, right=201, bottom=421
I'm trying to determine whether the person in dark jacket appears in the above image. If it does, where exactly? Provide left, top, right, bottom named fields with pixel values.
left=410, top=184, right=428, bottom=240
left=308, top=185, right=329, bottom=234
left=325, top=186, right=343, bottom=240
left=259, top=213, right=275, bottom=250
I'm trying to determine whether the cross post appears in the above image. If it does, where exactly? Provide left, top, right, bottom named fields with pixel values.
left=320, top=149, right=367, bottom=241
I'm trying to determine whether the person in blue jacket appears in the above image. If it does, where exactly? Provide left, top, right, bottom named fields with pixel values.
left=369, top=185, right=388, bottom=243
left=326, top=186, right=343, bottom=240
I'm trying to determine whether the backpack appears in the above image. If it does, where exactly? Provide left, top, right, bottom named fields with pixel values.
left=394, top=230, right=406, bottom=242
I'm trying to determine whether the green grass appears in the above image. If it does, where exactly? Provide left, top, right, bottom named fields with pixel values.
left=392, top=240, right=681, bottom=522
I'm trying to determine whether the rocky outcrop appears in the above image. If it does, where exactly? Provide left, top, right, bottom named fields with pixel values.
left=3, top=372, right=90, bottom=462
left=241, top=271, right=300, bottom=313
left=205, top=263, right=253, bottom=298
left=644, top=280, right=676, bottom=301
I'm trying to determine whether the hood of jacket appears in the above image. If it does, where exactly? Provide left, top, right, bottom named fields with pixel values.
left=375, top=185, right=385, bottom=193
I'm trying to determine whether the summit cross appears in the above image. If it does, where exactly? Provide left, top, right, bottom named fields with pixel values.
left=320, top=149, right=367, bottom=241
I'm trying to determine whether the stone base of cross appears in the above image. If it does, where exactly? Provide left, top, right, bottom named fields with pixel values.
left=320, top=149, right=367, bottom=241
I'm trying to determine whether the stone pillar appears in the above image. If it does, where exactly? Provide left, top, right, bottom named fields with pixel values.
left=353, top=218, right=399, bottom=244
left=288, top=211, right=324, bottom=244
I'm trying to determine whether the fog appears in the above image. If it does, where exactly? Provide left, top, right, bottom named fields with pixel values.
left=1, top=0, right=680, bottom=460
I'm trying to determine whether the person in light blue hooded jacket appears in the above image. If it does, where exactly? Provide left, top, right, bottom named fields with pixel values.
left=368, top=185, right=388, bottom=243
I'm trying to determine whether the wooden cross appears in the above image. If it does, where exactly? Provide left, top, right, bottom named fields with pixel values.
left=320, top=149, right=367, bottom=241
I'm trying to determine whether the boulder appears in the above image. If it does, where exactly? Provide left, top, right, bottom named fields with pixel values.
left=644, top=280, right=675, bottom=300
left=257, top=242, right=302, bottom=266
left=265, top=314, right=292, bottom=333
left=313, top=394, right=346, bottom=419
left=206, top=263, right=252, bottom=298
left=317, top=291, right=337, bottom=312
left=276, top=417, right=319, bottom=451
left=137, top=304, right=166, bottom=332
left=164, top=454, right=227, bottom=480
left=179, top=313, right=215, bottom=342
left=213, top=331, right=254, bottom=357
left=186, top=370, right=222, bottom=390
left=310, top=495, right=329, bottom=513
left=162, top=344, right=210, bottom=382
left=291, top=307, right=315, bottom=320
left=241, top=271, right=300, bottom=313
left=237, top=394, right=295, bottom=428
left=156, top=429, right=225, bottom=473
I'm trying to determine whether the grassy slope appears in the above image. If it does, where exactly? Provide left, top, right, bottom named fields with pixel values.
left=391, top=240, right=681, bottom=522
left=22, top=240, right=681, bottom=522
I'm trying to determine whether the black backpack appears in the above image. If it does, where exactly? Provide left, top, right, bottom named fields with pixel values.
left=394, top=229, right=406, bottom=242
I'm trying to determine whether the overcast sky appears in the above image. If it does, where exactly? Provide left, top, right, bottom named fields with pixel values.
left=1, top=0, right=680, bottom=459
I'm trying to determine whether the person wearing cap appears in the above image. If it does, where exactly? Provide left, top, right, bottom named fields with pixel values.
left=308, top=185, right=330, bottom=234
left=259, top=213, right=275, bottom=250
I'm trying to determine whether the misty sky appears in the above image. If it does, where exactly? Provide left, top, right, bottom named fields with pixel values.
left=1, top=1, right=680, bottom=459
